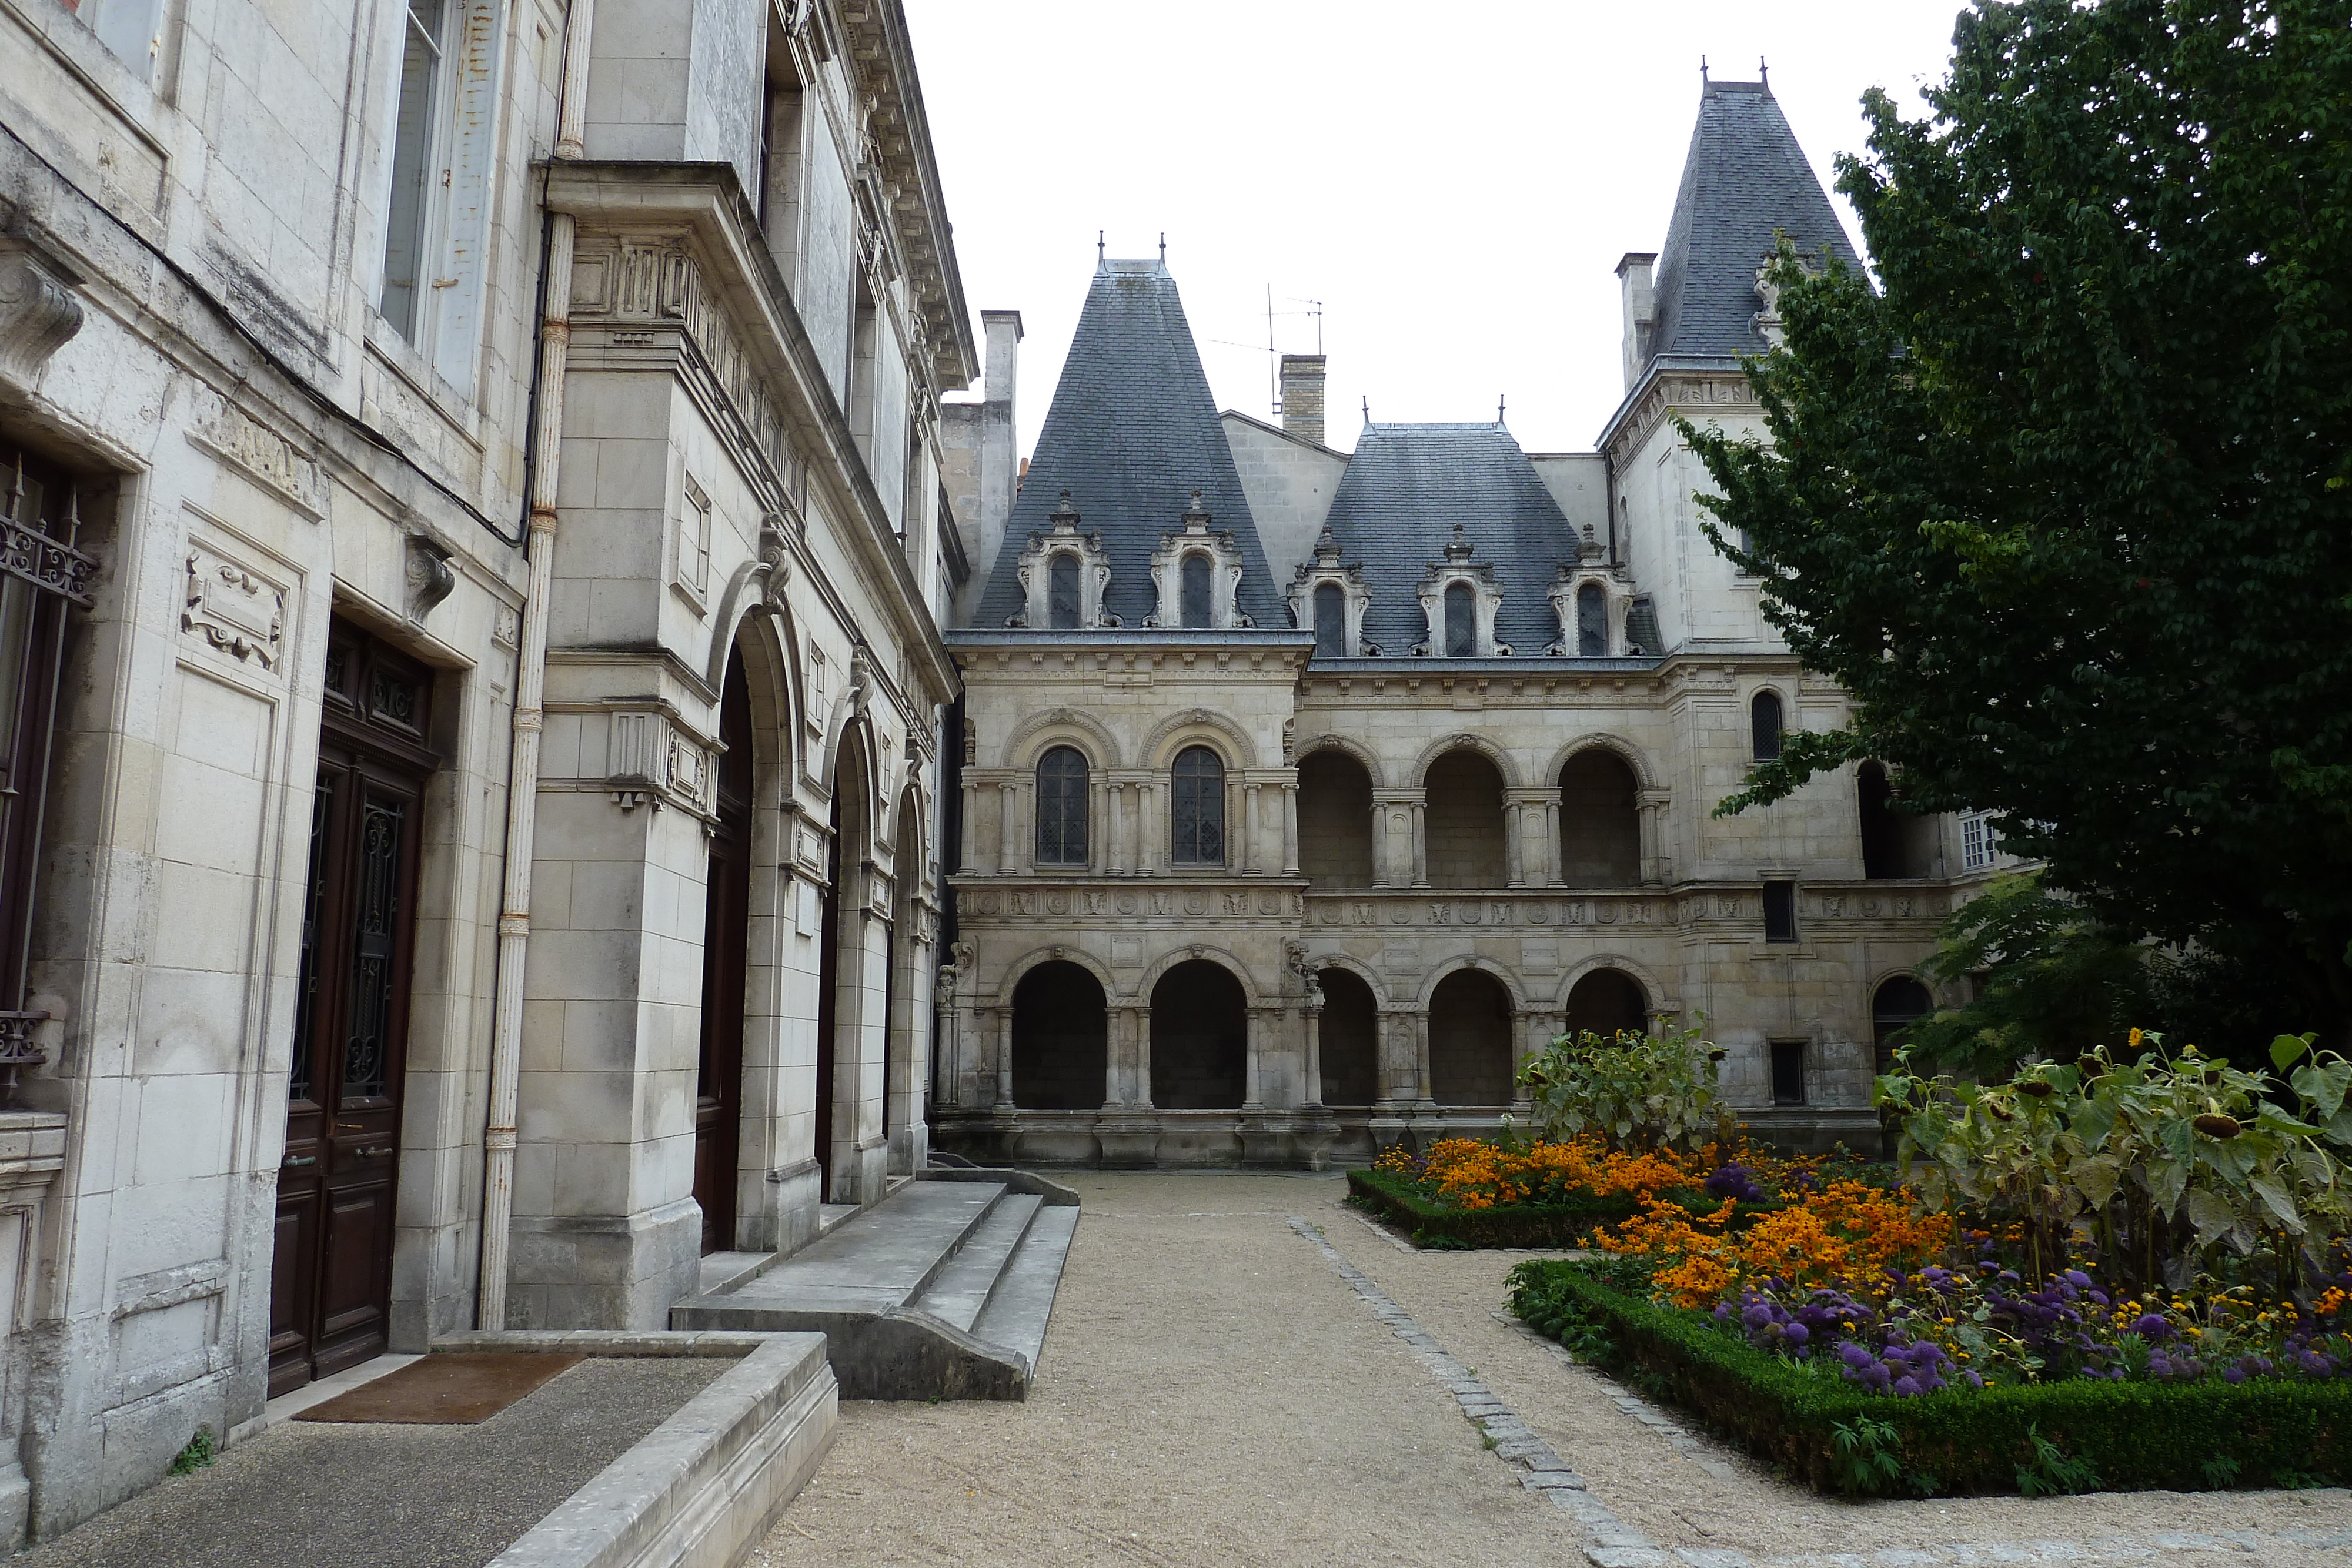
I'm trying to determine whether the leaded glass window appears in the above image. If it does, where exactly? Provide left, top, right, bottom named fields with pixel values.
left=1180, top=554, right=1212, bottom=628
left=1312, top=583, right=1345, bottom=657
left=1443, top=582, right=1474, bottom=656
left=1035, top=746, right=1089, bottom=865
left=1170, top=745, right=1224, bottom=866
left=1048, top=554, right=1081, bottom=628
left=1576, top=582, right=1606, bottom=657
left=1751, top=690, right=1783, bottom=761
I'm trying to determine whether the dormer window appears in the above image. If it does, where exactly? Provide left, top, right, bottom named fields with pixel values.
left=1147, top=492, right=1252, bottom=629
left=1546, top=532, right=1635, bottom=658
left=1008, top=490, right=1119, bottom=628
left=1285, top=526, right=1375, bottom=657
left=1414, top=524, right=1508, bottom=657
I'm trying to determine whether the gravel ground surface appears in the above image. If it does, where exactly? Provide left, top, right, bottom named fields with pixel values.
left=755, top=1172, right=2352, bottom=1568
left=11, top=1356, right=725, bottom=1568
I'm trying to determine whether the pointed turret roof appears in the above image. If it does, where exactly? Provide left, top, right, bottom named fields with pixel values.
left=1649, top=79, right=1860, bottom=363
left=1322, top=423, right=1581, bottom=657
left=974, top=259, right=1284, bottom=631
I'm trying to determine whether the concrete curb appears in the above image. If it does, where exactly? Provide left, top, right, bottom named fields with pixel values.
left=473, top=1331, right=836, bottom=1568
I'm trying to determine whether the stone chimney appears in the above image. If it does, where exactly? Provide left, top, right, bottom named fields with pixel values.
left=975, top=309, right=1023, bottom=585
left=1279, top=353, right=1325, bottom=446
left=1616, top=252, right=1657, bottom=390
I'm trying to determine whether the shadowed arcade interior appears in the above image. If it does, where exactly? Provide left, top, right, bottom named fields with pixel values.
left=1429, top=968, right=1514, bottom=1105
left=1150, top=959, right=1247, bottom=1109
left=1009, top=961, right=1109, bottom=1109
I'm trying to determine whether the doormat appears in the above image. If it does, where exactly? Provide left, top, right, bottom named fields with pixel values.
left=295, top=1353, right=586, bottom=1425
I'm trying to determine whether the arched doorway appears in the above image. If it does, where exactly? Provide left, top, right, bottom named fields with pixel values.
left=1315, top=967, right=1379, bottom=1106
left=815, top=729, right=874, bottom=1202
left=1560, top=750, right=1639, bottom=885
left=1425, top=748, right=1505, bottom=889
left=1564, top=967, right=1648, bottom=1042
left=885, top=792, right=924, bottom=1170
left=693, top=646, right=754, bottom=1253
left=1298, top=748, right=1372, bottom=890
left=1010, top=961, right=1108, bottom=1109
left=1429, top=969, right=1514, bottom=1105
left=1150, top=959, right=1246, bottom=1109
left=1872, top=975, right=1934, bottom=1075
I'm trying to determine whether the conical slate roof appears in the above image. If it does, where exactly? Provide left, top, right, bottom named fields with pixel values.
left=974, top=259, right=1285, bottom=631
left=1649, top=79, right=1861, bottom=364
left=1322, top=423, right=1580, bottom=657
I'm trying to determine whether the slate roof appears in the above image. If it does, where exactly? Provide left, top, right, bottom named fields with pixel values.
left=1321, top=423, right=1585, bottom=657
left=974, top=259, right=1287, bottom=631
left=1649, top=79, right=1860, bottom=364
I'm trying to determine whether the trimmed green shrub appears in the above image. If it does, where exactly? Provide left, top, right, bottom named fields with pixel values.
left=1509, top=1260, right=2352, bottom=1496
left=1347, top=1168, right=1638, bottom=1248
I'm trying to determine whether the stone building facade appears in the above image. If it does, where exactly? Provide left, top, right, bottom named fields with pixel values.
left=0, top=0, right=967, bottom=1540
left=933, top=79, right=1993, bottom=1171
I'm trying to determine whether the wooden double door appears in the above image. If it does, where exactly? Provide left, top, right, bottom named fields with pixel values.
left=693, top=650, right=753, bottom=1254
left=269, top=625, right=435, bottom=1397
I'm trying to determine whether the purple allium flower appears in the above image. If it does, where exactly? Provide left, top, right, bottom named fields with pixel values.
left=2133, top=1313, right=2172, bottom=1341
left=1839, top=1342, right=1873, bottom=1370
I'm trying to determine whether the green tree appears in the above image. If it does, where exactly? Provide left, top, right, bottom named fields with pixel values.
left=1686, top=0, right=2352, bottom=1037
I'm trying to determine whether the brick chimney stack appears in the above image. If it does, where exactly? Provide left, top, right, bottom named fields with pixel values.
left=1279, top=354, right=1325, bottom=447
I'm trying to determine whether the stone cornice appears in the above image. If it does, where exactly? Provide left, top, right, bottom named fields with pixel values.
left=1597, top=360, right=1762, bottom=467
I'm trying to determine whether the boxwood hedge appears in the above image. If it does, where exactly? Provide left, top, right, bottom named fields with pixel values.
left=1345, top=1168, right=1640, bottom=1248
left=1509, top=1259, right=2352, bottom=1495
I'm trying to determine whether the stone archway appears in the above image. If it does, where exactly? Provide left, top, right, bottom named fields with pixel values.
left=1315, top=966, right=1379, bottom=1106
left=1150, top=959, right=1247, bottom=1109
left=1564, top=967, right=1648, bottom=1041
left=1429, top=968, right=1514, bottom=1105
left=1010, top=961, right=1109, bottom=1109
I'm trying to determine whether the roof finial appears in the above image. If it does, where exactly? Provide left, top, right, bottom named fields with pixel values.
left=1700, top=54, right=1708, bottom=83
left=1497, top=393, right=1506, bottom=426
left=1361, top=396, right=1370, bottom=426
left=1158, top=232, right=1167, bottom=262
left=1759, top=56, right=1769, bottom=89
left=1097, top=230, right=1105, bottom=264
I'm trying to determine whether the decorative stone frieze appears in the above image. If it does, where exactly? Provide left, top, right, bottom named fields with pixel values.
left=1145, top=492, right=1252, bottom=629
left=180, top=543, right=286, bottom=671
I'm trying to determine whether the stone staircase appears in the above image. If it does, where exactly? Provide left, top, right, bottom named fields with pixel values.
left=669, top=1171, right=1079, bottom=1400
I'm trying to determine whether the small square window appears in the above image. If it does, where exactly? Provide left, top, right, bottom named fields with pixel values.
left=1770, top=1040, right=1808, bottom=1105
left=1762, top=881, right=1798, bottom=943
left=1960, top=812, right=1999, bottom=870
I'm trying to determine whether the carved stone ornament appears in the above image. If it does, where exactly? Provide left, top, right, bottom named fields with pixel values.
left=1145, top=491, right=1250, bottom=628
left=606, top=710, right=710, bottom=815
left=1546, top=560, right=1633, bottom=658
left=757, top=510, right=795, bottom=606
left=405, top=534, right=456, bottom=620
left=181, top=545, right=285, bottom=670
left=1008, top=491, right=1118, bottom=628
left=1284, top=524, right=1376, bottom=654
left=0, top=239, right=84, bottom=390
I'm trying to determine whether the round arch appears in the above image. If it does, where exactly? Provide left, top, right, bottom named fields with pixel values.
left=1131, top=942, right=1264, bottom=1007
left=1001, top=705, right=1124, bottom=771
left=1414, top=955, right=1529, bottom=1011
left=1295, top=733, right=1386, bottom=791
left=1408, top=731, right=1523, bottom=790
left=991, top=943, right=1120, bottom=1009
left=1552, top=953, right=1675, bottom=1015
left=1541, top=731, right=1661, bottom=792
left=1306, top=950, right=1389, bottom=1007
left=816, top=705, right=886, bottom=835
left=1140, top=707, right=1258, bottom=771
left=1428, top=967, right=1517, bottom=1106
left=711, top=600, right=800, bottom=795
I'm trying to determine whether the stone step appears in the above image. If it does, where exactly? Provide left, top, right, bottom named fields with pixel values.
left=969, top=1203, right=1080, bottom=1378
left=684, top=1181, right=1006, bottom=1319
left=910, top=1192, right=1043, bottom=1334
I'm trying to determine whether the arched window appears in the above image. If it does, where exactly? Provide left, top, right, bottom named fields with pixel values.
left=1180, top=553, right=1212, bottom=628
left=1312, top=582, right=1346, bottom=657
left=1034, top=746, right=1090, bottom=865
left=1443, top=582, right=1475, bottom=656
left=1170, top=745, right=1225, bottom=865
left=1752, top=690, right=1783, bottom=761
left=1576, top=581, right=1606, bottom=657
left=1048, top=554, right=1081, bottom=629
left=1872, top=975, right=1935, bottom=1074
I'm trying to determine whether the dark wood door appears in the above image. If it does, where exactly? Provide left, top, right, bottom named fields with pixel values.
left=693, top=652, right=753, bottom=1254
left=270, top=626, right=434, bottom=1398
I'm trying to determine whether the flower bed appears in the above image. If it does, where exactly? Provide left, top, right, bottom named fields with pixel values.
left=1345, top=1166, right=1646, bottom=1249
left=1509, top=1258, right=2352, bottom=1495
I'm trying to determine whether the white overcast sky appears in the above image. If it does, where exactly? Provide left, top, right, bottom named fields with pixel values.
left=904, top=0, right=1966, bottom=458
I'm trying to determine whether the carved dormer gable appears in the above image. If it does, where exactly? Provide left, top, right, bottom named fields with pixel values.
left=1753, top=255, right=1823, bottom=349
left=1547, top=527, right=1636, bottom=657
left=1285, top=526, right=1377, bottom=656
left=1145, top=491, right=1252, bottom=629
left=1414, top=523, right=1509, bottom=657
left=1007, top=490, right=1119, bottom=628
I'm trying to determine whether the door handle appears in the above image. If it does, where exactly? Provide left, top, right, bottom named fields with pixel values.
left=354, top=1145, right=395, bottom=1159
left=282, top=1155, right=318, bottom=1169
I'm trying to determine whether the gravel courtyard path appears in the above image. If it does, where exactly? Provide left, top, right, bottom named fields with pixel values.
left=749, top=1172, right=2352, bottom=1568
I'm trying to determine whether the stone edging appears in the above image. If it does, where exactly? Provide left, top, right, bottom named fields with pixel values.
left=1285, top=1215, right=1662, bottom=1566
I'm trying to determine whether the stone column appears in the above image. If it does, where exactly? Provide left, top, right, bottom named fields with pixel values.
left=1413, top=1012, right=1434, bottom=1106
left=1242, top=783, right=1262, bottom=875
left=1140, top=782, right=1162, bottom=874
left=959, top=780, right=978, bottom=873
left=1509, top=1007, right=1538, bottom=1114
left=1301, top=999, right=1325, bottom=1108
left=996, top=780, right=1018, bottom=875
left=1090, top=774, right=1107, bottom=874
left=1503, top=800, right=1525, bottom=887
left=1409, top=797, right=1429, bottom=888
left=994, top=1007, right=1015, bottom=1109
left=1282, top=783, right=1300, bottom=877
left=1545, top=798, right=1565, bottom=887
left=1105, top=1007, right=1130, bottom=1109
left=1243, top=1007, right=1266, bottom=1109
left=1107, top=781, right=1128, bottom=876
left=1369, top=801, right=1391, bottom=887
left=1134, top=1005, right=1155, bottom=1108
left=1225, top=776, right=1244, bottom=871
left=1014, top=777, right=1035, bottom=874
left=1638, top=788, right=1672, bottom=885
